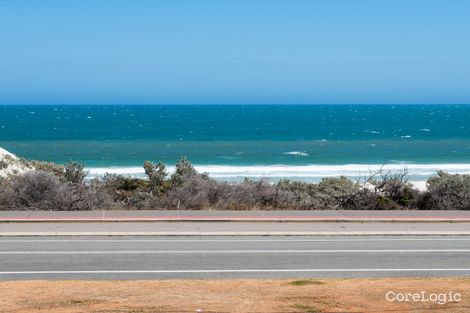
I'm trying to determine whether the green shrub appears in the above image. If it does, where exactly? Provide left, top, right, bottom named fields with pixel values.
left=424, top=171, right=470, bottom=210
left=63, top=161, right=87, bottom=184
left=27, top=159, right=64, bottom=177
left=170, top=157, right=199, bottom=187
left=143, top=161, right=169, bottom=196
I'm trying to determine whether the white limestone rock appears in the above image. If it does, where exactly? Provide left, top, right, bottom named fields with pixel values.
left=0, top=147, right=34, bottom=177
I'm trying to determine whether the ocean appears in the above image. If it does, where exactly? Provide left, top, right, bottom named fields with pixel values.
left=2, top=104, right=470, bottom=188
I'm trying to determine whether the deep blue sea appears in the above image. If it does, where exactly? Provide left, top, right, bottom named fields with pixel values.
left=2, top=104, right=470, bottom=188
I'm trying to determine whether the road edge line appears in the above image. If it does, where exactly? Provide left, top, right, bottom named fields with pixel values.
left=1, top=231, right=470, bottom=236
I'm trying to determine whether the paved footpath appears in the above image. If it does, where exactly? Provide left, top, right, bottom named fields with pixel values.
left=1, top=210, right=470, bottom=222
left=1, top=221, right=470, bottom=236
left=2, top=210, right=470, bottom=236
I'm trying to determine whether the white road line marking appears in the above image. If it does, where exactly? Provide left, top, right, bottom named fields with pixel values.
left=0, top=268, right=470, bottom=275
left=3, top=231, right=470, bottom=236
left=1, top=238, right=470, bottom=243
left=1, top=249, right=470, bottom=254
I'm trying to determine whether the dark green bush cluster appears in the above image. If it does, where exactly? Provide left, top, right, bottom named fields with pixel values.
left=1, top=158, right=470, bottom=210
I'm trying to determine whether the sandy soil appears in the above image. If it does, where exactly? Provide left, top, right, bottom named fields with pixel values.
left=1, top=278, right=469, bottom=313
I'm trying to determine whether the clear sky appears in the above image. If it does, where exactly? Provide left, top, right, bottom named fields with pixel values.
left=1, top=0, right=469, bottom=104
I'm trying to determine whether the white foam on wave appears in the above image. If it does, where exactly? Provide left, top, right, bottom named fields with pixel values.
left=86, top=163, right=470, bottom=190
left=283, top=151, right=309, bottom=156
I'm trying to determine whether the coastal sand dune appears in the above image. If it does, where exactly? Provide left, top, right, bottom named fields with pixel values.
left=0, top=147, right=33, bottom=178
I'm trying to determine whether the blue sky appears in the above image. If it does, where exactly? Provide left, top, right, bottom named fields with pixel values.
left=1, top=0, right=469, bottom=104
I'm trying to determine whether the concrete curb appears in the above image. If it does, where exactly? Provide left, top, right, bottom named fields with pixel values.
left=1, top=218, right=470, bottom=223
left=2, top=231, right=470, bottom=236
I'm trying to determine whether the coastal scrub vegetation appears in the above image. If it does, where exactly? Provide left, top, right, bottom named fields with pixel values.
left=0, top=158, right=469, bottom=210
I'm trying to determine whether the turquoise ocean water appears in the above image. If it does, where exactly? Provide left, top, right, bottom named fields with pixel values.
left=2, top=104, right=470, bottom=187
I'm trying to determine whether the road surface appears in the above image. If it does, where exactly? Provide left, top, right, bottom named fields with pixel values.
left=1, top=236, right=470, bottom=280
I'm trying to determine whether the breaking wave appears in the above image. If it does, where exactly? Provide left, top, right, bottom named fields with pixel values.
left=86, top=163, right=470, bottom=190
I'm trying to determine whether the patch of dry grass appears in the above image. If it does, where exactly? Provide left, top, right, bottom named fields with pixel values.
left=1, top=278, right=470, bottom=313
left=289, top=279, right=325, bottom=286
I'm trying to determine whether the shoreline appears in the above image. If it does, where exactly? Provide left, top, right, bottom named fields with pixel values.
left=83, top=162, right=470, bottom=191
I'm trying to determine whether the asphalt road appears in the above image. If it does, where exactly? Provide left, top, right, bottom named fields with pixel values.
left=1, top=236, right=470, bottom=280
